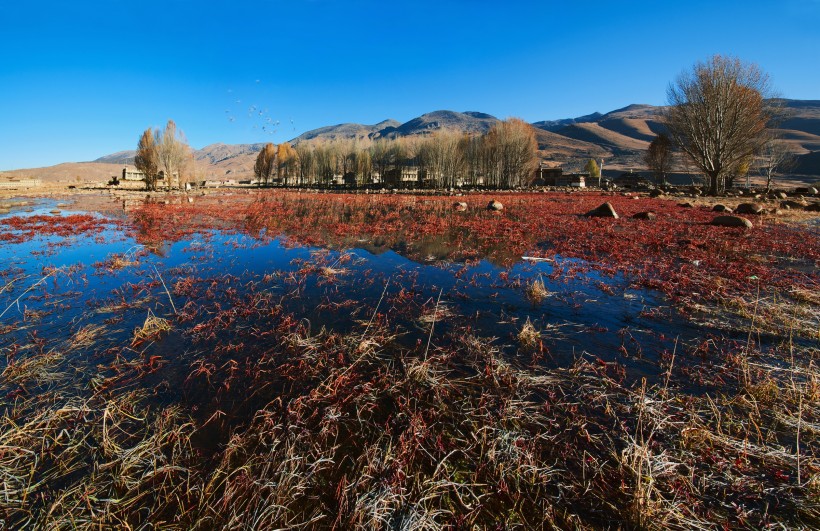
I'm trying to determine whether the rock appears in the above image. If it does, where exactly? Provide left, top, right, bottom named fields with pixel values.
left=776, top=192, right=788, bottom=200
left=454, top=201, right=468, bottom=212
left=678, top=202, right=695, bottom=208
left=712, top=204, right=733, bottom=213
left=486, top=200, right=503, bottom=211
left=50, top=209, right=61, bottom=215
left=585, top=202, right=619, bottom=218
left=711, top=215, right=753, bottom=228
left=781, top=200, right=809, bottom=210
left=649, top=189, right=665, bottom=198
left=735, top=203, right=765, bottom=215
left=632, top=211, right=657, bottom=220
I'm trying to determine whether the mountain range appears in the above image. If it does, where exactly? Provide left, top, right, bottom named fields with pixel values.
left=6, top=100, right=820, bottom=181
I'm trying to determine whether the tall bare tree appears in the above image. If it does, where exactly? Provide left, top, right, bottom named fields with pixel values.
left=665, top=55, right=772, bottom=195
left=485, top=118, right=538, bottom=188
left=254, top=143, right=277, bottom=186
left=135, top=128, right=159, bottom=191
left=276, top=143, right=298, bottom=185
left=294, top=142, right=315, bottom=186
left=644, top=132, right=673, bottom=185
left=155, top=120, right=191, bottom=191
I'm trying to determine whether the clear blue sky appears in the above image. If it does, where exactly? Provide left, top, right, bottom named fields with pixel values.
left=1, top=0, right=818, bottom=170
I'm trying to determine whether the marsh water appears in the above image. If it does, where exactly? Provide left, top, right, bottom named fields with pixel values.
left=0, top=195, right=745, bottom=399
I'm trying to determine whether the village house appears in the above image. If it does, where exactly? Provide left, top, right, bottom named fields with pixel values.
left=532, top=163, right=586, bottom=187
left=0, top=176, right=42, bottom=189
left=121, top=167, right=181, bottom=186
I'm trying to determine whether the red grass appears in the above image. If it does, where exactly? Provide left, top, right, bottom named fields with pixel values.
left=127, top=191, right=819, bottom=307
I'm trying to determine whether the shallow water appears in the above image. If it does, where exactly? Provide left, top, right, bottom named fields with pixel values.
left=0, top=196, right=731, bottom=397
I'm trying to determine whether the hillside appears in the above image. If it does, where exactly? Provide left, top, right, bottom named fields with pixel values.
left=7, top=99, right=820, bottom=181
left=379, top=111, right=500, bottom=138
left=4, top=163, right=125, bottom=183
left=292, top=120, right=401, bottom=142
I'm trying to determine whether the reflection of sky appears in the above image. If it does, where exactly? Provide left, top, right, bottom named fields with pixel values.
left=1, top=202, right=719, bottom=388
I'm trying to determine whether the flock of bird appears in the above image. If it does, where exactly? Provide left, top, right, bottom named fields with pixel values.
left=223, top=81, right=296, bottom=138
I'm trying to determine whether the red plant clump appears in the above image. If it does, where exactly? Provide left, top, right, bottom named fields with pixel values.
left=0, top=213, right=118, bottom=244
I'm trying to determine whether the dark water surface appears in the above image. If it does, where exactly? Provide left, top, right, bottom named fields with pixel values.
left=0, top=197, right=729, bottom=392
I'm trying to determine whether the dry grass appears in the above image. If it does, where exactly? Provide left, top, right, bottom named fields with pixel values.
left=525, top=275, right=549, bottom=303
left=518, top=318, right=540, bottom=348
left=131, top=310, right=171, bottom=347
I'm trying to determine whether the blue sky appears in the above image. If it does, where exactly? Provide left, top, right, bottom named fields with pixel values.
left=1, top=0, right=818, bottom=170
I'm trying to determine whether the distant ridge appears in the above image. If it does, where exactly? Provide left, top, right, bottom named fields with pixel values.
left=94, top=150, right=136, bottom=165
left=292, top=120, right=401, bottom=142
left=7, top=99, right=818, bottom=180
left=379, top=110, right=500, bottom=138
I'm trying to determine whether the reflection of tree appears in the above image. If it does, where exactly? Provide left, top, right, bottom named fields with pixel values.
left=243, top=196, right=527, bottom=266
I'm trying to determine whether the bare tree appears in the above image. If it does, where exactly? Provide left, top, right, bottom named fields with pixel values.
left=135, top=128, right=159, bottom=191
left=665, top=55, right=773, bottom=196
left=276, top=143, right=297, bottom=185
left=758, top=135, right=794, bottom=192
left=254, top=143, right=277, bottom=186
left=355, top=142, right=373, bottom=185
left=294, top=142, right=315, bottom=186
left=370, top=139, right=391, bottom=186
left=644, top=132, right=673, bottom=185
left=485, top=118, right=538, bottom=188
left=155, top=120, right=191, bottom=191
left=313, top=142, right=336, bottom=186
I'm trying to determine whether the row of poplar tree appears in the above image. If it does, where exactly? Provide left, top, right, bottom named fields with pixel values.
left=253, top=118, right=540, bottom=189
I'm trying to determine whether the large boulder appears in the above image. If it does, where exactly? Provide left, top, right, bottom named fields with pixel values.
left=486, top=200, right=504, bottom=211
left=585, top=202, right=619, bottom=218
left=711, top=215, right=753, bottom=228
left=735, top=203, right=766, bottom=215
left=712, top=204, right=733, bottom=213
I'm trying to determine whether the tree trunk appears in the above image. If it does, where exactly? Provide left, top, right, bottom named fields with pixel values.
left=709, top=173, right=720, bottom=196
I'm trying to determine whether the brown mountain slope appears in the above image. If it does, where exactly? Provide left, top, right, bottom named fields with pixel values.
left=4, top=163, right=124, bottom=183
left=597, top=118, right=662, bottom=142
left=534, top=129, right=609, bottom=159
left=776, top=130, right=820, bottom=154
left=556, top=122, right=651, bottom=153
